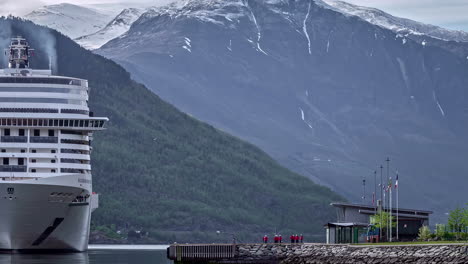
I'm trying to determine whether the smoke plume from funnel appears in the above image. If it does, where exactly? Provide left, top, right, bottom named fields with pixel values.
left=0, top=19, right=12, bottom=68
left=0, top=17, right=58, bottom=71
left=17, top=20, right=58, bottom=73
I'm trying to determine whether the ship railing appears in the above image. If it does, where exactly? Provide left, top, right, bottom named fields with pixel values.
left=30, top=136, right=58, bottom=143
left=0, top=165, right=27, bottom=172
left=1, top=136, right=27, bottom=143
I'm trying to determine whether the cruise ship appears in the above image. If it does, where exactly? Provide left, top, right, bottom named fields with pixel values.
left=0, top=37, right=107, bottom=252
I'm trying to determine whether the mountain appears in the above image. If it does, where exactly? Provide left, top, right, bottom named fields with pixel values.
left=97, top=0, right=468, bottom=224
left=76, top=8, right=145, bottom=50
left=1, top=17, right=343, bottom=243
left=321, top=0, right=468, bottom=42
left=320, top=0, right=468, bottom=59
left=25, top=3, right=114, bottom=39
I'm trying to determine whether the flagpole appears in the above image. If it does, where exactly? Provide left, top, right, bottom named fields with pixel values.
left=389, top=177, right=392, bottom=242
left=386, top=158, right=390, bottom=242
left=396, top=172, right=399, bottom=241
left=379, top=165, right=383, bottom=241
left=383, top=190, right=386, bottom=241
left=380, top=165, right=384, bottom=232
left=386, top=180, right=389, bottom=242
left=374, top=170, right=377, bottom=214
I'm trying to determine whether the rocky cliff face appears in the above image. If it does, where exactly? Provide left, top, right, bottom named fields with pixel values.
left=97, top=0, right=468, bottom=222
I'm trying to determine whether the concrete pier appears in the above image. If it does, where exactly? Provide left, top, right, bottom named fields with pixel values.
left=167, top=243, right=468, bottom=264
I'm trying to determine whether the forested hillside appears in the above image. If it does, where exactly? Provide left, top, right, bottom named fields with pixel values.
left=1, top=18, right=344, bottom=243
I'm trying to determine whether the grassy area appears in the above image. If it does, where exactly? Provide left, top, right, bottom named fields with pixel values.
left=354, top=241, right=468, bottom=246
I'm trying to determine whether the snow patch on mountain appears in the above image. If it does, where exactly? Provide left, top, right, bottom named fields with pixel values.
left=75, top=8, right=144, bottom=50
left=303, top=1, right=312, bottom=55
left=25, top=3, right=113, bottom=39
left=139, top=0, right=246, bottom=27
left=244, top=0, right=268, bottom=55
left=432, top=91, right=446, bottom=117
left=320, top=0, right=468, bottom=42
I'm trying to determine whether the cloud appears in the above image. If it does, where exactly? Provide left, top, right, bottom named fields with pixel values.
left=0, top=0, right=45, bottom=16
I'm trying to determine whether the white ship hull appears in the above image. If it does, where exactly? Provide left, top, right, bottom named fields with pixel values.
left=0, top=177, right=93, bottom=252
left=0, top=36, right=108, bottom=253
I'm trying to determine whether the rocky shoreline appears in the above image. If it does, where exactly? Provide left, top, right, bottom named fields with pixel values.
left=237, top=244, right=468, bottom=264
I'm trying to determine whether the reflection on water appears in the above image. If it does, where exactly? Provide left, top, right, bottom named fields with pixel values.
left=0, top=249, right=172, bottom=264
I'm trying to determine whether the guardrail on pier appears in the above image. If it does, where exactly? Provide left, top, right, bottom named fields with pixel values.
left=167, top=244, right=236, bottom=262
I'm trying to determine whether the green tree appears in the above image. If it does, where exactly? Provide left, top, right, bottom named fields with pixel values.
left=448, top=207, right=467, bottom=240
left=370, top=211, right=396, bottom=240
left=435, top=224, right=447, bottom=240
left=418, top=226, right=431, bottom=241
left=370, top=211, right=396, bottom=229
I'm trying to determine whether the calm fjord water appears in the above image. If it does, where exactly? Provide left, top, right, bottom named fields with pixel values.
left=0, top=248, right=171, bottom=264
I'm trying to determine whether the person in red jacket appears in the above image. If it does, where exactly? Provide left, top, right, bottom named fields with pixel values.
left=290, top=234, right=294, bottom=243
left=274, top=235, right=278, bottom=243
left=295, top=234, right=299, bottom=243
left=263, top=234, right=268, bottom=243
left=300, top=234, right=304, bottom=243
left=279, top=234, right=282, bottom=243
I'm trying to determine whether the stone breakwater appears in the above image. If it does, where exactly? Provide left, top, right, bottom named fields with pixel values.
left=237, top=244, right=468, bottom=264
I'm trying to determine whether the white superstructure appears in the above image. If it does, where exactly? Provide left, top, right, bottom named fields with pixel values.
left=0, top=37, right=107, bottom=252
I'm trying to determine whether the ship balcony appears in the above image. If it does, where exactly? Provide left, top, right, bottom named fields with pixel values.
left=29, top=136, right=58, bottom=143
left=61, top=163, right=91, bottom=170
left=59, top=153, right=90, bottom=161
left=0, top=165, right=27, bottom=172
left=28, top=163, right=58, bottom=169
left=1, top=136, right=27, bottom=143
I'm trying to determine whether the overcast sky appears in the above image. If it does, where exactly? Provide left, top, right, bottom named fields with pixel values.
left=1, top=0, right=467, bottom=32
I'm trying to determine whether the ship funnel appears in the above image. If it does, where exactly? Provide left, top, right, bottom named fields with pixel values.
left=5, top=36, right=34, bottom=69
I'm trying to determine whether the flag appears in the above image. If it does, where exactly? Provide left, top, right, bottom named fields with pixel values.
left=372, top=192, right=375, bottom=205
left=386, top=179, right=392, bottom=192
left=395, top=174, right=399, bottom=189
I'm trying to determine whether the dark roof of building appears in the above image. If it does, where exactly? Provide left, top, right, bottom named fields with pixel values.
left=331, top=202, right=433, bottom=214
left=325, top=222, right=369, bottom=228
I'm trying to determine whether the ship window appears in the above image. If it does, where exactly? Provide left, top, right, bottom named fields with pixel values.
left=54, top=120, right=58, bottom=126
left=59, top=120, right=64, bottom=126
left=19, top=129, right=25, bottom=136
left=31, top=169, right=36, bottom=173
left=20, top=149, right=25, bottom=153
left=51, top=169, right=56, bottom=173
left=1, top=149, right=5, bottom=153
left=48, top=130, right=54, bottom=137
left=51, top=150, right=56, bottom=154
left=18, top=158, right=24, bottom=166
left=33, top=129, right=40, bottom=137
left=31, top=149, right=36, bottom=153
left=4, top=129, right=10, bottom=136
left=3, top=158, right=9, bottom=165
left=31, top=159, right=36, bottom=163
left=51, top=160, right=56, bottom=163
